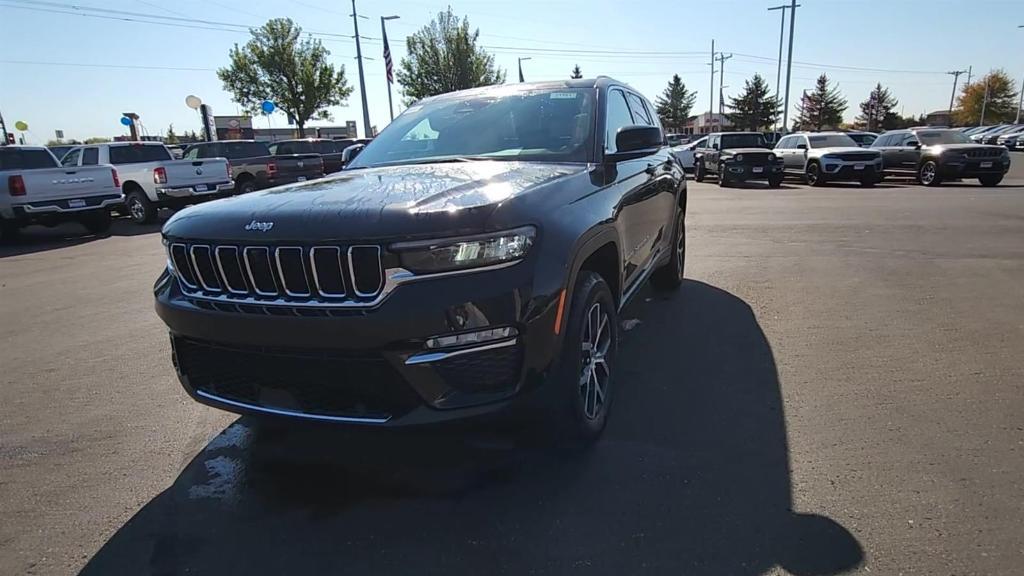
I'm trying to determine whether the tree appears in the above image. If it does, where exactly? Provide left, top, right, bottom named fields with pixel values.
left=725, top=74, right=779, bottom=131
left=654, top=74, right=697, bottom=133
left=856, top=83, right=900, bottom=131
left=794, top=73, right=848, bottom=131
left=570, top=64, right=583, bottom=79
left=218, top=18, right=353, bottom=137
left=165, top=124, right=180, bottom=144
left=83, top=137, right=108, bottom=144
left=953, top=69, right=1019, bottom=125
left=396, top=8, right=504, bottom=102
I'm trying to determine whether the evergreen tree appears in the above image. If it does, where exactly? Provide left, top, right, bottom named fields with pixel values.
left=570, top=64, right=583, bottom=79
left=654, top=74, right=697, bottom=133
left=795, top=73, right=848, bottom=131
left=725, top=74, right=780, bottom=131
left=856, top=83, right=900, bottom=131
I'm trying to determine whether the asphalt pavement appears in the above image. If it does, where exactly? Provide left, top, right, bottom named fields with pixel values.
left=1, top=163, right=1023, bottom=575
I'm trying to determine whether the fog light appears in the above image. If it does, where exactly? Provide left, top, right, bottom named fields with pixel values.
left=425, top=326, right=518, bottom=349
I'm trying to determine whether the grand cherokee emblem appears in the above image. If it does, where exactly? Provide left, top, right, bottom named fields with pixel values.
left=244, top=220, right=274, bottom=232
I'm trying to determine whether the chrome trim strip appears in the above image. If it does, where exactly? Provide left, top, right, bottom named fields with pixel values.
left=620, top=246, right=664, bottom=309
left=170, top=243, right=197, bottom=289
left=214, top=246, right=248, bottom=295
left=189, top=245, right=222, bottom=292
left=347, top=245, right=384, bottom=297
left=309, top=246, right=346, bottom=297
left=275, top=247, right=312, bottom=297
left=242, top=246, right=279, bottom=296
left=180, top=259, right=521, bottom=309
left=195, top=390, right=391, bottom=424
left=404, top=338, right=519, bottom=365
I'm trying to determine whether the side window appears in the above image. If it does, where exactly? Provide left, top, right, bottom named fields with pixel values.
left=776, top=136, right=791, bottom=149
left=183, top=147, right=200, bottom=160
left=605, top=89, right=634, bottom=153
left=708, top=135, right=718, bottom=149
left=61, top=148, right=81, bottom=167
left=81, top=148, right=99, bottom=165
left=626, top=92, right=653, bottom=126
left=902, top=133, right=919, bottom=147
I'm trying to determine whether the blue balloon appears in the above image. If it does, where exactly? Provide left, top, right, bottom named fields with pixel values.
left=261, top=100, right=275, bottom=114
left=120, top=117, right=132, bottom=126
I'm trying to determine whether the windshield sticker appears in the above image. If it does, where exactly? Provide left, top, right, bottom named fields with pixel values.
left=550, top=92, right=578, bottom=99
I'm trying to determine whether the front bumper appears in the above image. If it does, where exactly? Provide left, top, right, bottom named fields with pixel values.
left=156, top=181, right=234, bottom=199
left=724, top=163, right=784, bottom=180
left=820, top=159, right=884, bottom=181
left=154, top=259, right=562, bottom=426
left=938, top=158, right=1010, bottom=178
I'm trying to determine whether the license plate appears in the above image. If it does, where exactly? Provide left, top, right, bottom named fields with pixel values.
left=854, top=164, right=865, bottom=170
left=194, top=184, right=208, bottom=192
left=752, top=166, right=764, bottom=173
left=980, top=161, right=993, bottom=168
left=297, top=176, right=307, bottom=182
left=68, top=198, right=86, bottom=208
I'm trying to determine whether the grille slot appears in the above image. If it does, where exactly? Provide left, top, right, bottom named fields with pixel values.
left=171, top=241, right=385, bottom=306
left=966, top=149, right=1000, bottom=158
left=834, top=152, right=877, bottom=161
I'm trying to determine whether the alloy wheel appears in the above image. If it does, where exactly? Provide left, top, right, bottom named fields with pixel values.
left=675, top=213, right=685, bottom=272
left=128, top=197, right=145, bottom=221
left=579, top=302, right=611, bottom=421
left=920, top=162, right=936, bottom=185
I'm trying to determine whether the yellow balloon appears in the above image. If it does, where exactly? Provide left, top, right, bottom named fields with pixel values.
left=14, top=121, right=28, bottom=131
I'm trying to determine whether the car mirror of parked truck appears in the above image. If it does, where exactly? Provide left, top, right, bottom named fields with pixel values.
left=712, top=143, right=720, bottom=150
left=796, top=143, right=807, bottom=150
left=605, top=125, right=663, bottom=163
left=908, top=141, right=920, bottom=149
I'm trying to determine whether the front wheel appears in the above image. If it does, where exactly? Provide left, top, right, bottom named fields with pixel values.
left=125, top=190, right=157, bottom=224
left=978, top=174, right=1003, bottom=187
left=651, top=207, right=685, bottom=290
left=768, top=174, right=784, bottom=188
left=718, top=163, right=730, bottom=187
left=859, top=176, right=876, bottom=188
left=694, top=160, right=705, bottom=182
left=918, top=160, right=942, bottom=187
left=805, top=162, right=825, bottom=186
left=551, top=271, right=617, bottom=443
left=80, top=210, right=112, bottom=234
left=0, top=218, right=20, bottom=243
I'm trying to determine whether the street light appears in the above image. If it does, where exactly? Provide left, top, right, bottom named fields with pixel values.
left=381, top=15, right=400, bottom=122
left=516, top=56, right=532, bottom=82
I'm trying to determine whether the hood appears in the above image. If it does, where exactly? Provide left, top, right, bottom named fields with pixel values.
left=162, top=161, right=583, bottom=242
left=720, top=148, right=774, bottom=155
left=924, top=143, right=1008, bottom=153
left=815, top=146, right=879, bottom=155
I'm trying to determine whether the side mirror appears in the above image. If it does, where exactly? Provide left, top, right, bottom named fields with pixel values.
left=796, top=143, right=808, bottom=150
left=907, top=141, right=920, bottom=149
left=342, top=143, right=366, bottom=166
left=711, top=143, right=720, bottom=151
left=604, top=125, right=662, bottom=163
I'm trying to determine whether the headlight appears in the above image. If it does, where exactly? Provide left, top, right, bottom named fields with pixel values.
left=391, top=226, right=536, bottom=274
left=768, top=153, right=776, bottom=162
left=734, top=154, right=744, bottom=162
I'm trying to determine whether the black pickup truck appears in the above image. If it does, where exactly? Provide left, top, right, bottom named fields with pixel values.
left=154, top=78, right=686, bottom=443
left=269, top=138, right=345, bottom=174
left=183, top=140, right=324, bottom=194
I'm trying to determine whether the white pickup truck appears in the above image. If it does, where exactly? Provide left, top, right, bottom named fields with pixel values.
left=61, top=142, right=232, bottom=225
left=1, top=146, right=122, bottom=241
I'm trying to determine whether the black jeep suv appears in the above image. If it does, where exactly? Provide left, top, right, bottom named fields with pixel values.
left=694, top=132, right=784, bottom=187
left=154, top=78, right=687, bottom=442
left=872, top=128, right=1011, bottom=186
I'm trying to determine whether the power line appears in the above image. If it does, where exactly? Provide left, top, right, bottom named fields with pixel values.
left=0, top=59, right=216, bottom=71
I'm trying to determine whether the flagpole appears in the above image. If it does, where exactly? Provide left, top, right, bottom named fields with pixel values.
left=381, top=15, right=400, bottom=122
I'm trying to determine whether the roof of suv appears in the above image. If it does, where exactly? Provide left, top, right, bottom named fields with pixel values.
left=414, top=77, right=639, bottom=103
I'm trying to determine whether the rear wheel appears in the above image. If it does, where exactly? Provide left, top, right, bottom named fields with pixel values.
left=805, top=162, right=825, bottom=186
left=235, top=178, right=256, bottom=195
left=80, top=210, right=112, bottom=234
left=651, top=207, right=685, bottom=290
left=859, top=176, right=876, bottom=187
left=918, top=160, right=942, bottom=187
left=0, top=218, right=20, bottom=242
left=550, top=271, right=617, bottom=443
left=125, top=190, right=157, bottom=224
left=978, top=174, right=1003, bottom=187
left=694, top=160, right=706, bottom=182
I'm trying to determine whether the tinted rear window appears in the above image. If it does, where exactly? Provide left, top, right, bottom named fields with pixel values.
left=108, top=144, right=172, bottom=164
left=221, top=141, right=270, bottom=159
left=312, top=141, right=337, bottom=154
left=721, top=134, right=767, bottom=148
left=274, top=141, right=316, bottom=155
left=0, top=149, right=58, bottom=170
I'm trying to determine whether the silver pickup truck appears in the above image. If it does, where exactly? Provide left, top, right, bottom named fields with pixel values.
left=1, top=146, right=122, bottom=241
left=61, top=142, right=232, bottom=225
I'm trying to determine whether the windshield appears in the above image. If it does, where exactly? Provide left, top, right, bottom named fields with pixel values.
left=808, top=134, right=859, bottom=148
left=349, top=87, right=596, bottom=168
left=916, top=130, right=971, bottom=145
left=847, top=134, right=876, bottom=145
left=720, top=133, right=767, bottom=149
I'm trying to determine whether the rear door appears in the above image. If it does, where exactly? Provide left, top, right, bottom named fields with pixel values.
left=893, top=133, right=922, bottom=170
left=872, top=133, right=899, bottom=171
left=626, top=91, right=677, bottom=267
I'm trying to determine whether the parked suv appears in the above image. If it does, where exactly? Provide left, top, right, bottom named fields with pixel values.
left=694, top=132, right=784, bottom=187
left=872, top=128, right=1011, bottom=186
left=154, top=78, right=687, bottom=442
left=269, top=139, right=345, bottom=174
left=183, top=140, right=324, bottom=194
left=774, top=132, right=882, bottom=186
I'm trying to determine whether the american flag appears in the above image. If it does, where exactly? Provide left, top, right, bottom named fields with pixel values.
left=382, top=26, right=394, bottom=84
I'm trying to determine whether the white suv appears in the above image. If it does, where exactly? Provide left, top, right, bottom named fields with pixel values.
left=773, top=132, right=883, bottom=187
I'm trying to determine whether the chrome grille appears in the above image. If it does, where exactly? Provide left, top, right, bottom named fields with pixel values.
left=966, top=149, right=1000, bottom=158
left=834, top=152, right=877, bottom=161
left=169, top=241, right=385, bottom=304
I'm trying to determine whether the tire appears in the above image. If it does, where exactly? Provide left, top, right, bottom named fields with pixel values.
left=805, top=162, right=825, bottom=186
left=125, top=189, right=157, bottom=224
left=651, top=206, right=685, bottom=290
left=550, top=271, right=617, bottom=443
left=859, top=176, right=876, bottom=188
left=718, top=163, right=729, bottom=187
left=235, top=178, right=256, bottom=195
left=768, top=174, right=784, bottom=188
left=80, top=210, right=112, bottom=234
left=978, top=174, right=1003, bottom=187
left=0, top=218, right=20, bottom=243
left=917, top=160, right=942, bottom=187
left=694, top=160, right=705, bottom=182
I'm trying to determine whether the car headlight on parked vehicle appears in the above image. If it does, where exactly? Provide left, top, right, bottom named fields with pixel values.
left=391, top=226, right=536, bottom=274
left=768, top=153, right=776, bottom=162
left=734, top=154, right=744, bottom=162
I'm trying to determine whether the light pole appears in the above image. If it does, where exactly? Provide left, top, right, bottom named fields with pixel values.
left=715, top=53, right=732, bottom=116
left=518, top=57, right=531, bottom=82
left=351, top=0, right=371, bottom=138
left=381, top=15, right=399, bottom=122
left=781, top=0, right=799, bottom=132
left=768, top=4, right=799, bottom=132
left=946, top=69, right=966, bottom=121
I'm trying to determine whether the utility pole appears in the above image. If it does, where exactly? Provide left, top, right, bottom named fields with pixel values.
left=1016, top=76, right=1023, bottom=123
left=351, top=0, right=371, bottom=138
left=518, top=57, right=531, bottom=83
left=0, top=106, right=8, bottom=146
left=716, top=53, right=732, bottom=116
left=768, top=4, right=799, bottom=132
left=781, top=0, right=798, bottom=132
left=946, top=69, right=966, bottom=119
left=980, top=78, right=990, bottom=126
left=965, top=65, right=972, bottom=86
left=381, top=15, right=400, bottom=122
left=709, top=39, right=716, bottom=117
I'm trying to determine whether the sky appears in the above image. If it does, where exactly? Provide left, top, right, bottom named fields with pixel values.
left=1, top=0, right=1022, bottom=143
